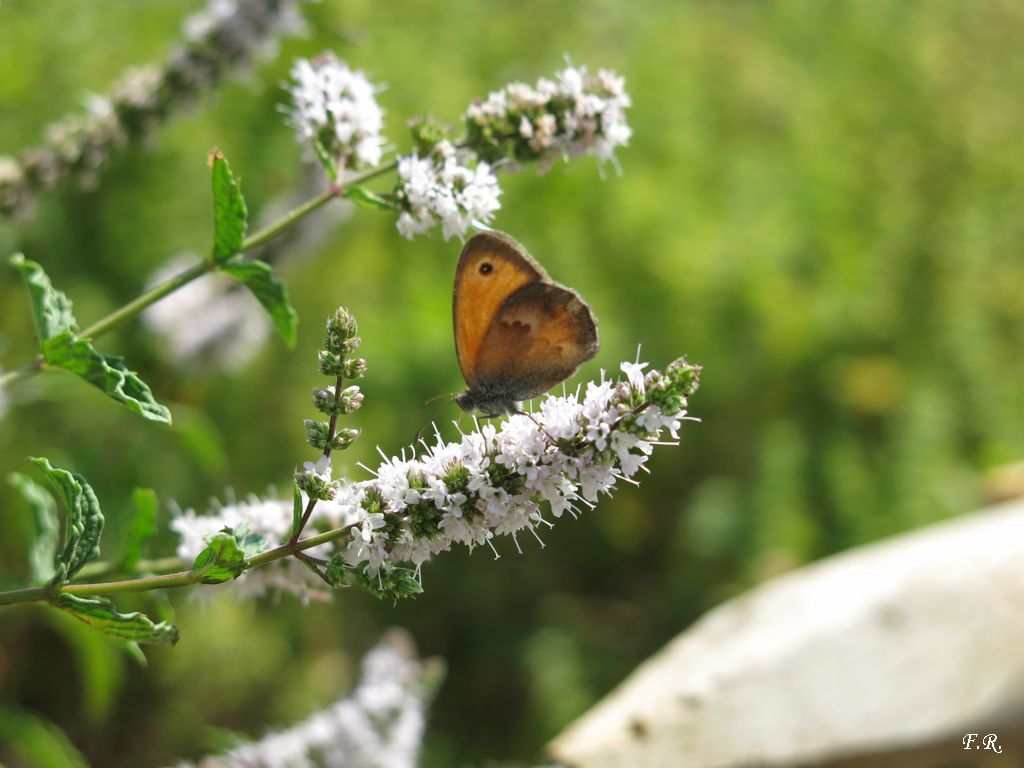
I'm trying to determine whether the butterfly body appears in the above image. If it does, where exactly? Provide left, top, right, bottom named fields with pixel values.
left=453, top=231, right=599, bottom=416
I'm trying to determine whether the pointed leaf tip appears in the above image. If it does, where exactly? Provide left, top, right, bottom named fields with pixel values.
left=210, top=152, right=248, bottom=264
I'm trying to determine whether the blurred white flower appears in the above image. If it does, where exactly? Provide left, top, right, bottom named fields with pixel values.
left=466, top=61, right=632, bottom=169
left=142, top=254, right=271, bottom=372
left=184, top=0, right=308, bottom=61
left=394, top=144, right=501, bottom=240
left=170, top=488, right=361, bottom=601
left=2, top=0, right=312, bottom=220
left=175, top=630, right=436, bottom=768
left=286, top=53, right=386, bottom=170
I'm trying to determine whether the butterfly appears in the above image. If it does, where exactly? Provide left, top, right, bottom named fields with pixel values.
left=452, top=231, right=599, bottom=417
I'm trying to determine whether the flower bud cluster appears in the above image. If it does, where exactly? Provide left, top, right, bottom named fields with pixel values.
left=310, top=309, right=366, bottom=422
left=465, top=63, right=632, bottom=171
left=312, top=384, right=365, bottom=416
left=305, top=420, right=360, bottom=452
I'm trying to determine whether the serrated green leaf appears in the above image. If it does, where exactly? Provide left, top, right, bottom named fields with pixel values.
left=219, top=258, right=298, bottom=347
left=122, top=488, right=159, bottom=570
left=343, top=186, right=395, bottom=211
left=210, top=151, right=248, bottom=264
left=41, top=333, right=172, bottom=424
left=191, top=525, right=268, bottom=584
left=55, top=594, right=179, bottom=644
left=30, top=458, right=104, bottom=583
left=9, top=471, right=61, bottom=583
left=9, top=253, right=78, bottom=343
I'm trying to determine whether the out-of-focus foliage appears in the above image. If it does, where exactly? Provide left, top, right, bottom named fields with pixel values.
left=1, top=1, right=1023, bottom=766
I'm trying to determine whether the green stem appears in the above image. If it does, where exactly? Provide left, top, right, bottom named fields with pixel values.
left=0, top=359, right=44, bottom=388
left=238, top=159, right=395, bottom=252
left=75, top=556, right=185, bottom=580
left=0, top=525, right=352, bottom=606
left=241, top=187, right=338, bottom=252
left=64, top=570, right=199, bottom=598
left=79, top=260, right=212, bottom=340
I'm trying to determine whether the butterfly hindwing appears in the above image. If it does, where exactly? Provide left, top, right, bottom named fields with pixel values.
left=473, top=281, right=599, bottom=401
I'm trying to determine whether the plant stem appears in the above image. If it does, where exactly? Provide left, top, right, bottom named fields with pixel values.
left=290, top=372, right=346, bottom=545
left=79, top=260, right=213, bottom=340
left=0, top=359, right=45, bottom=388
left=242, top=187, right=338, bottom=252
left=75, top=556, right=185, bottom=580
left=0, top=525, right=352, bottom=606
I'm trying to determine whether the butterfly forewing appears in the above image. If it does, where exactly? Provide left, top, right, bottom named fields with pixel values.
left=453, top=233, right=546, bottom=387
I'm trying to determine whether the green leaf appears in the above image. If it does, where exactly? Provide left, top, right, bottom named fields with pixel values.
left=343, top=186, right=396, bottom=211
left=191, top=525, right=268, bottom=584
left=122, top=488, right=159, bottom=570
left=55, top=594, right=179, bottom=644
left=312, top=134, right=339, bottom=181
left=41, top=333, right=172, bottom=424
left=219, top=258, right=298, bottom=347
left=31, top=458, right=104, bottom=584
left=290, top=483, right=303, bottom=543
left=8, top=471, right=61, bottom=583
left=9, top=253, right=78, bottom=343
left=209, top=150, right=248, bottom=264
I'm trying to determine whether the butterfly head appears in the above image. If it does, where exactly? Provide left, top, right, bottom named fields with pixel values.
left=453, top=387, right=521, bottom=418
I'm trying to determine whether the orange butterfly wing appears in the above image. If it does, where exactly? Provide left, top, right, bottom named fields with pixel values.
left=453, top=232, right=546, bottom=388
left=473, top=282, right=599, bottom=401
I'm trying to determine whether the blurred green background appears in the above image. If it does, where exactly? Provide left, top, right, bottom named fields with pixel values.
left=2, top=0, right=1023, bottom=765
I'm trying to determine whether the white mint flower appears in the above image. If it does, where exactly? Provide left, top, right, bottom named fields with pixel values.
left=286, top=53, right=385, bottom=170
left=177, top=630, right=434, bottom=768
left=466, top=61, right=632, bottom=170
left=142, top=254, right=271, bottom=371
left=303, top=455, right=333, bottom=484
left=394, top=148, right=501, bottom=240
left=336, top=357, right=699, bottom=583
left=169, top=357, right=700, bottom=601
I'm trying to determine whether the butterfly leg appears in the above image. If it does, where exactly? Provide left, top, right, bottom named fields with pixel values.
left=515, top=409, right=557, bottom=444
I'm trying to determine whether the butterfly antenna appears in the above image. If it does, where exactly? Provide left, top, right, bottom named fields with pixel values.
left=414, top=395, right=455, bottom=444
